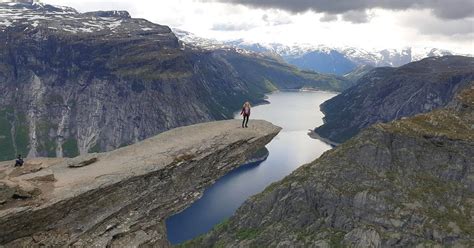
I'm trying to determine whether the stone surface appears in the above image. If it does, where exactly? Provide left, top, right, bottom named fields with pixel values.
left=0, top=119, right=281, bottom=247
left=67, top=154, right=99, bottom=168
left=186, top=88, right=473, bottom=247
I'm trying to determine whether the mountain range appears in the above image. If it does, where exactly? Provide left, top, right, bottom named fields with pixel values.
left=174, top=29, right=467, bottom=75
left=0, top=2, right=347, bottom=161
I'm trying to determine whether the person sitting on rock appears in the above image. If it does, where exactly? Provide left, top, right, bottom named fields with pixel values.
left=14, top=154, right=24, bottom=167
left=240, top=101, right=251, bottom=128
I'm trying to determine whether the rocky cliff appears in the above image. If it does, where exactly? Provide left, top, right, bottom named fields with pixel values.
left=343, top=64, right=374, bottom=84
left=0, top=2, right=340, bottom=161
left=186, top=88, right=473, bottom=247
left=314, top=56, right=474, bottom=144
left=0, top=119, right=281, bottom=247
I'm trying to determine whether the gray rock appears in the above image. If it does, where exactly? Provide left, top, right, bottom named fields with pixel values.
left=67, top=154, right=99, bottom=168
left=343, top=228, right=381, bottom=248
left=0, top=120, right=281, bottom=247
left=0, top=179, right=41, bottom=202
left=312, top=240, right=330, bottom=248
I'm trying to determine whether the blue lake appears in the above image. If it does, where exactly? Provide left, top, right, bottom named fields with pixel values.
left=166, top=91, right=337, bottom=244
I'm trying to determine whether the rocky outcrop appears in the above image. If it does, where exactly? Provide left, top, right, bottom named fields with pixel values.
left=343, top=64, right=374, bottom=84
left=0, top=2, right=339, bottom=161
left=314, top=56, right=474, bottom=144
left=0, top=119, right=281, bottom=247
left=186, top=88, right=473, bottom=247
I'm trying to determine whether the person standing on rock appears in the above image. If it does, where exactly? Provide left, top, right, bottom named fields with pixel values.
left=240, top=101, right=251, bottom=128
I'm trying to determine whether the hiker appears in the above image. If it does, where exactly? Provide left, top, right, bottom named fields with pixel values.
left=240, top=101, right=251, bottom=128
left=14, top=154, right=24, bottom=167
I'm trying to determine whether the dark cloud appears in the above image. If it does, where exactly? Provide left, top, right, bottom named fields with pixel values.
left=319, top=13, right=338, bottom=22
left=341, top=10, right=371, bottom=23
left=202, top=0, right=474, bottom=20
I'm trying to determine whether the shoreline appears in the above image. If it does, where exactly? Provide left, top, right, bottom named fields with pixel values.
left=278, top=88, right=341, bottom=94
left=307, top=129, right=340, bottom=147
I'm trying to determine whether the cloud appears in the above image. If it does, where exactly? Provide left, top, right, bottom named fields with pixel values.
left=43, top=0, right=474, bottom=54
left=262, top=12, right=292, bottom=26
left=211, top=22, right=258, bottom=31
left=202, top=0, right=474, bottom=20
left=428, top=1, right=474, bottom=19
left=400, top=10, right=474, bottom=37
left=320, top=13, right=338, bottom=22
left=341, top=10, right=371, bottom=23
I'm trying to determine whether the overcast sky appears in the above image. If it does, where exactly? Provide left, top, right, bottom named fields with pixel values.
left=44, top=0, right=473, bottom=53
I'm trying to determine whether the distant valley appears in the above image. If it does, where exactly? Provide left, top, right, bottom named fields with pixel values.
left=175, top=29, right=467, bottom=75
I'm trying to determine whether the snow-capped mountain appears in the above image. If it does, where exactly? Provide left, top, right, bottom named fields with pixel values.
left=173, top=29, right=468, bottom=75
left=0, top=1, right=161, bottom=36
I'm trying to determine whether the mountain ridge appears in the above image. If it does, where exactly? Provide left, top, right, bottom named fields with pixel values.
left=314, top=55, right=474, bottom=144
left=173, top=29, right=471, bottom=75
left=0, top=2, right=344, bottom=160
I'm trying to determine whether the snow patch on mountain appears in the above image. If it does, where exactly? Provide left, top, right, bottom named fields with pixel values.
left=173, top=29, right=471, bottom=72
left=0, top=1, right=174, bottom=41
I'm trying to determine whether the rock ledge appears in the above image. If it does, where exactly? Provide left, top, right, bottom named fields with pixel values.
left=0, top=119, right=281, bottom=247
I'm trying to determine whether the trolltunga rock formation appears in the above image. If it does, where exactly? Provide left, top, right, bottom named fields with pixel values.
left=0, top=119, right=281, bottom=247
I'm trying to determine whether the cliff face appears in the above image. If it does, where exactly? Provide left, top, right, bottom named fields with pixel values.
left=314, top=56, right=474, bottom=144
left=0, top=2, right=340, bottom=161
left=0, top=3, right=249, bottom=160
left=0, top=119, right=281, bottom=247
left=343, top=64, right=374, bottom=84
left=187, top=88, right=474, bottom=247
